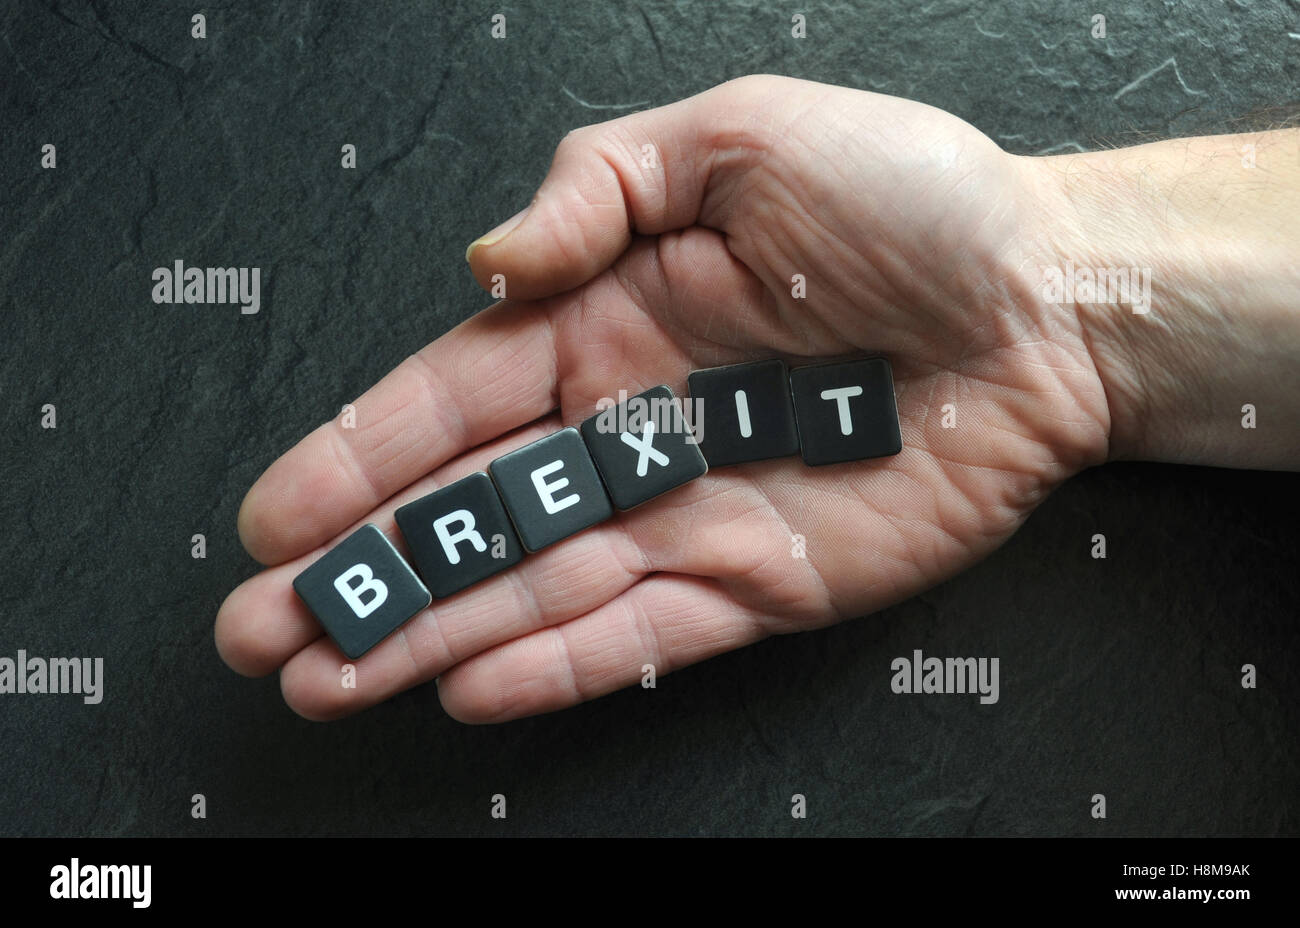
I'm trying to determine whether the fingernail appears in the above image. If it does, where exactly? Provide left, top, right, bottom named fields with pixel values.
left=465, top=205, right=530, bottom=261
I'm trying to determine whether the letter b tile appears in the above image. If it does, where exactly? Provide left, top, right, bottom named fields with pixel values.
left=489, top=427, right=613, bottom=552
left=395, top=473, right=524, bottom=598
left=789, top=358, right=903, bottom=465
left=292, top=524, right=431, bottom=659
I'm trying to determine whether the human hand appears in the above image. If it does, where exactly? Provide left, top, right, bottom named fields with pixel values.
left=215, top=75, right=1297, bottom=722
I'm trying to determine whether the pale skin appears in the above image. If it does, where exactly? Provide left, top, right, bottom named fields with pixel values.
left=214, top=75, right=1300, bottom=722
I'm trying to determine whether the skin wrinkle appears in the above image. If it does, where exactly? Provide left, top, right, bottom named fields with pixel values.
left=615, top=235, right=764, bottom=376
left=1028, top=161, right=1149, bottom=461
left=698, top=130, right=776, bottom=229
left=547, top=179, right=604, bottom=274
left=737, top=217, right=859, bottom=350
left=393, top=625, right=424, bottom=684
left=595, top=140, right=644, bottom=238
left=406, top=602, right=456, bottom=672
left=532, top=305, right=563, bottom=413
left=823, top=512, right=918, bottom=613
left=472, top=331, right=560, bottom=415
left=825, top=241, right=951, bottom=349
left=616, top=517, right=655, bottom=578
left=603, top=255, right=701, bottom=380
left=435, top=555, right=540, bottom=660
left=326, top=420, right=388, bottom=518
left=615, top=122, right=677, bottom=232
left=911, top=442, right=1045, bottom=534
left=585, top=533, right=650, bottom=603
left=344, top=406, right=427, bottom=494
left=504, top=563, right=545, bottom=637
left=869, top=490, right=976, bottom=590
left=405, top=350, right=475, bottom=465
left=553, top=617, right=591, bottom=707
left=677, top=580, right=761, bottom=654
left=744, top=479, right=837, bottom=624
left=624, top=584, right=665, bottom=685
left=676, top=250, right=759, bottom=353
left=794, top=224, right=920, bottom=341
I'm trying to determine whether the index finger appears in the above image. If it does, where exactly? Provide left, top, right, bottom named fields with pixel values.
left=237, top=299, right=559, bottom=565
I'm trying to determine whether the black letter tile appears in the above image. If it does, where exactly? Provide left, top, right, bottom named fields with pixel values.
left=489, top=427, right=614, bottom=552
left=579, top=385, right=708, bottom=510
left=292, top=523, right=431, bottom=660
left=687, top=359, right=800, bottom=467
left=394, top=472, right=524, bottom=598
left=789, top=357, right=902, bottom=465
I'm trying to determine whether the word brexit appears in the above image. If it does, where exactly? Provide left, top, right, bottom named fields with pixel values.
left=293, top=357, right=903, bottom=659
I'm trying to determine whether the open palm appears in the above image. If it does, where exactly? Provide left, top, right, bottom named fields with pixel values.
left=216, top=75, right=1111, bottom=722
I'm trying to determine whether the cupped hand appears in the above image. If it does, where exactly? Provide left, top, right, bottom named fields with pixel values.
left=215, top=75, right=1111, bottom=722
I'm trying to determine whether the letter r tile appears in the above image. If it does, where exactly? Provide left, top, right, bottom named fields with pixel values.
left=394, top=472, right=524, bottom=599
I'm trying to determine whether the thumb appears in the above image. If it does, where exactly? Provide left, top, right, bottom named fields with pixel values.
left=464, top=75, right=789, bottom=301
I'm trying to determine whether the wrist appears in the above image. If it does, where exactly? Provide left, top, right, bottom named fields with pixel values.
left=1017, top=131, right=1300, bottom=468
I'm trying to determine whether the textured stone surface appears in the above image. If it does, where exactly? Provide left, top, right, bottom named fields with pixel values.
left=1, top=1, right=1297, bottom=836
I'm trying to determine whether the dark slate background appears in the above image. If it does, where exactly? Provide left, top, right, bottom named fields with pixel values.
left=2, top=0, right=1297, bottom=837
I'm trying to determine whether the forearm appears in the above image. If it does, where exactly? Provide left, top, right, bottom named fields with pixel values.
left=1023, top=129, right=1300, bottom=469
